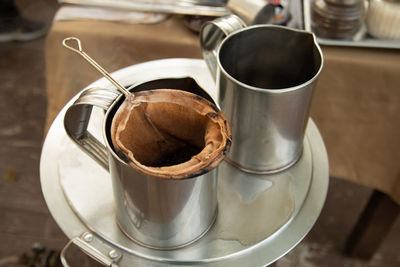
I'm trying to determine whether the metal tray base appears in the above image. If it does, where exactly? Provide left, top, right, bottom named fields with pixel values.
left=41, top=58, right=329, bottom=266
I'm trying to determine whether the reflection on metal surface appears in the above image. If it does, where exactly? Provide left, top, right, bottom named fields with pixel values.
left=215, top=164, right=295, bottom=246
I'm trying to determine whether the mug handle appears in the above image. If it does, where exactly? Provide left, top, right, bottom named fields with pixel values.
left=64, top=87, right=121, bottom=171
left=199, top=15, right=247, bottom=80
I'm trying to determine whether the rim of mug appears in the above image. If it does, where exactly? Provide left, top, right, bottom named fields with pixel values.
left=216, top=24, right=324, bottom=94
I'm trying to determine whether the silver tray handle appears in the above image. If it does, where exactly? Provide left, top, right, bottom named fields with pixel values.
left=61, top=232, right=122, bottom=267
left=64, top=87, right=120, bottom=170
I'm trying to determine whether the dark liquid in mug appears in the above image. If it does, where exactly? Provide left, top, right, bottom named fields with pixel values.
left=149, top=144, right=202, bottom=167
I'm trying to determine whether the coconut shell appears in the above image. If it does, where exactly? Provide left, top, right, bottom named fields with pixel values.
left=111, top=89, right=232, bottom=179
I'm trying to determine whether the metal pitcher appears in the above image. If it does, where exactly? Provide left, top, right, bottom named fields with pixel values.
left=200, top=15, right=323, bottom=173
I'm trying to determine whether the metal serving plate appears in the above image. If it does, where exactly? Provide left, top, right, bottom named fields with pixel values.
left=303, top=0, right=400, bottom=49
left=40, top=58, right=329, bottom=266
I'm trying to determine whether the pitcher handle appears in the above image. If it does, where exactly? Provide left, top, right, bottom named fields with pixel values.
left=200, top=15, right=246, bottom=80
left=64, top=87, right=121, bottom=170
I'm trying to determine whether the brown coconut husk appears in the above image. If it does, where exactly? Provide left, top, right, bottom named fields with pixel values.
left=111, top=89, right=231, bottom=179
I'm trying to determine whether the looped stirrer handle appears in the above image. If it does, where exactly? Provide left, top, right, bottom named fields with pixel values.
left=62, top=37, right=132, bottom=98
left=62, top=37, right=83, bottom=53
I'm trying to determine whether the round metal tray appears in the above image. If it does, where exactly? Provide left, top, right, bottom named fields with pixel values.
left=40, top=58, right=329, bottom=266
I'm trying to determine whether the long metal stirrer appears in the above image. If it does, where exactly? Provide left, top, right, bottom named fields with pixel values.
left=62, top=37, right=132, bottom=98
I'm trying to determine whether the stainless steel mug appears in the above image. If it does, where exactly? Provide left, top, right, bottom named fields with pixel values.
left=200, top=15, right=323, bottom=173
left=63, top=78, right=219, bottom=249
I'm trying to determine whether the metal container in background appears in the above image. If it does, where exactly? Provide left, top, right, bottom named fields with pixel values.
left=227, top=0, right=291, bottom=25
left=367, top=0, right=400, bottom=40
left=311, top=0, right=365, bottom=39
left=227, top=0, right=266, bottom=24
left=200, top=15, right=323, bottom=173
left=63, top=78, right=221, bottom=249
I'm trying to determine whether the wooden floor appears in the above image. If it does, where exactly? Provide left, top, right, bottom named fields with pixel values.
left=0, top=1, right=68, bottom=264
left=0, top=1, right=399, bottom=266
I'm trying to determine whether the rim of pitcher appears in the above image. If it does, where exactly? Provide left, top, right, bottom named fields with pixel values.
left=216, top=24, right=324, bottom=94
